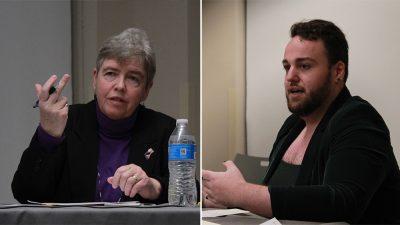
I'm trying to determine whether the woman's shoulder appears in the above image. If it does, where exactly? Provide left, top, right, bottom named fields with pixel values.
left=136, top=105, right=176, bottom=130
left=138, top=105, right=175, bottom=123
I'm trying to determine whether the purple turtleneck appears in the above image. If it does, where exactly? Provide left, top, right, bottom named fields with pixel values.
left=94, top=103, right=137, bottom=202
left=37, top=102, right=138, bottom=202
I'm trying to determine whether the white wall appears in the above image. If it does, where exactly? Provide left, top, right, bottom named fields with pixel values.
left=0, top=1, right=71, bottom=203
left=246, top=0, right=400, bottom=161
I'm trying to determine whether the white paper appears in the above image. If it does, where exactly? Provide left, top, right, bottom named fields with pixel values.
left=260, top=160, right=269, bottom=167
left=259, top=217, right=282, bottom=225
left=202, top=220, right=221, bottom=225
left=104, top=201, right=141, bottom=206
left=202, top=208, right=249, bottom=218
left=27, top=200, right=104, bottom=207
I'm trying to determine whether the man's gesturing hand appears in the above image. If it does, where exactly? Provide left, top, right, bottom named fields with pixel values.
left=202, top=160, right=246, bottom=208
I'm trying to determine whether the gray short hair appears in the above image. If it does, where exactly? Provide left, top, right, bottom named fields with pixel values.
left=96, top=28, right=156, bottom=86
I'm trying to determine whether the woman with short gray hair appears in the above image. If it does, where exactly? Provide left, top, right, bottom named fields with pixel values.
left=12, top=27, right=175, bottom=204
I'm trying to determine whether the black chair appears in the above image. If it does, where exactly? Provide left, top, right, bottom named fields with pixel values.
left=233, top=153, right=269, bottom=184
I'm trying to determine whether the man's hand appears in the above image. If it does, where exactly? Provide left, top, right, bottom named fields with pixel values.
left=202, top=160, right=246, bottom=207
left=107, top=164, right=161, bottom=200
left=36, top=74, right=71, bottom=138
left=203, top=160, right=272, bottom=218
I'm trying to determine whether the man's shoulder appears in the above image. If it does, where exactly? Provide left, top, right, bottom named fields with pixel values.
left=335, top=95, right=381, bottom=120
left=329, top=95, right=388, bottom=133
left=340, top=95, right=376, bottom=113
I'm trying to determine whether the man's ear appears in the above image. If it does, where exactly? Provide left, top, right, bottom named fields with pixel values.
left=332, top=61, right=345, bottom=82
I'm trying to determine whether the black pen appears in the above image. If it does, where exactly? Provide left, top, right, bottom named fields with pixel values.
left=33, top=86, right=56, bottom=108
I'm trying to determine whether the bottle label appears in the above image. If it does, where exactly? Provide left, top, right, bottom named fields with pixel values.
left=168, top=144, right=196, bottom=160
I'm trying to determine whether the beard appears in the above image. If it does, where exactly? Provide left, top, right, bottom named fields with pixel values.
left=286, top=73, right=331, bottom=117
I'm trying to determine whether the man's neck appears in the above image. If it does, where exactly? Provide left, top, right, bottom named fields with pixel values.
left=301, top=86, right=344, bottom=132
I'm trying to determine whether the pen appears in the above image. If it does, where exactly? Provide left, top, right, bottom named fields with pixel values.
left=33, top=86, right=56, bottom=108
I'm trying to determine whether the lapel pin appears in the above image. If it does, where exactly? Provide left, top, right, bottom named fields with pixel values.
left=144, top=148, right=154, bottom=160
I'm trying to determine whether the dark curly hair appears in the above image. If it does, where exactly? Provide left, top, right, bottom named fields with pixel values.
left=291, top=19, right=349, bottom=82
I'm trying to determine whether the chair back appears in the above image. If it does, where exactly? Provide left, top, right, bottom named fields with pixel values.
left=233, top=153, right=269, bottom=184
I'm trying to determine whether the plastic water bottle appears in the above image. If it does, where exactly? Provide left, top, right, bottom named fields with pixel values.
left=168, top=119, right=197, bottom=206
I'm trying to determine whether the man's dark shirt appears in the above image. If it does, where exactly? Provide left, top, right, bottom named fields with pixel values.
left=264, top=87, right=400, bottom=223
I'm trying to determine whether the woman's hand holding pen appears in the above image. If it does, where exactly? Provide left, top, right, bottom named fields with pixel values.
left=35, top=74, right=71, bottom=138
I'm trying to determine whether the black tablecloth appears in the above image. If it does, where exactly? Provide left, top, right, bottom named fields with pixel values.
left=0, top=205, right=200, bottom=225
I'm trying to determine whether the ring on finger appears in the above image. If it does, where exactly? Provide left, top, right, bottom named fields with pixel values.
left=131, top=174, right=138, bottom=181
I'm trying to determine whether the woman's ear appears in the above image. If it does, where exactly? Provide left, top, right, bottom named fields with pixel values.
left=92, top=68, right=98, bottom=91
